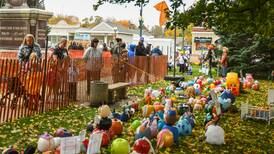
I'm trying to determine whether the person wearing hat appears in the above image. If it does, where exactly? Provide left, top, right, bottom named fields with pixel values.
left=135, top=37, right=147, bottom=83
left=83, top=38, right=102, bottom=94
left=111, top=38, right=123, bottom=83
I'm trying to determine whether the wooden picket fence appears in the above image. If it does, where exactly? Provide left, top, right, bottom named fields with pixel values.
left=0, top=55, right=168, bottom=124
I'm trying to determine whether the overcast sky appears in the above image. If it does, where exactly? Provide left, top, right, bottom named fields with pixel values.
left=44, top=0, right=195, bottom=27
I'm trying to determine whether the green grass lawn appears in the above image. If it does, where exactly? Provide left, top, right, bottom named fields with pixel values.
left=0, top=65, right=274, bottom=153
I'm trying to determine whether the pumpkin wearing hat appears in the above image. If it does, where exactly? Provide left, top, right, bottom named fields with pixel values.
left=37, top=133, right=55, bottom=152
left=111, top=138, right=130, bottom=154
left=132, top=137, right=155, bottom=154
left=157, top=129, right=174, bottom=148
left=98, top=105, right=111, bottom=118
left=109, top=118, right=123, bottom=138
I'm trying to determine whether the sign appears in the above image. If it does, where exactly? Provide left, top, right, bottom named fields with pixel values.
left=60, top=136, right=81, bottom=154
left=87, top=132, right=102, bottom=154
left=194, top=37, right=212, bottom=43
left=38, top=21, right=47, bottom=48
left=268, top=89, right=274, bottom=105
left=0, top=20, right=28, bottom=48
left=74, top=33, right=91, bottom=40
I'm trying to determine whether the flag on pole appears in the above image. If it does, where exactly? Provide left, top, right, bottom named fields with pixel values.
left=154, top=1, right=169, bottom=26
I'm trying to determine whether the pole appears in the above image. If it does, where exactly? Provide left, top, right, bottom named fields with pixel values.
left=139, top=2, right=143, bottom=38
left=41, top=36, right=48, bottom=112
left=173, top=6, right=177, bottom=78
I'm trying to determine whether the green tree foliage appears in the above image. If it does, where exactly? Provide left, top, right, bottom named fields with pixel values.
left=150, top=25, right=164, bottom=38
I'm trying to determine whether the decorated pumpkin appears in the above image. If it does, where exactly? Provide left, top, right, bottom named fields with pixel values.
left=185, top=86, right=195, bottom=98
left=176, top=118, right=192, bottom=136
left=154, top=102, right=165, bottom=112
left=157, top=129, right=174, bottom=148
left=37, top=133, right=55, bottom=152
left=218, top=97, right=232, bottom=112
left=142, top=105, right=154, bottom=117
left=131, top=101, right=139, bottom=111
left=109, top=119, right=123, bottom=137
left=252, top=81, right=259, bottom=91
left=111, top=138, right=130, bottom=154
left=164, top=109, right=177, bottom=125
left=177, top=103, right=191, bottom=115
left=98, top=105, right=111, bottom=118
left=132, top=137, right=154, bottom=154
left=54, top=128, right=72, bottom=137
left=130, top=120, right=142, bottom=131
left=205, top=125, right=225, bottom=145
left=135, top=120, right=152, bottom=140
left=150, top=117, right=158, bottom=138
left=162, top=124, right=179, bottom=142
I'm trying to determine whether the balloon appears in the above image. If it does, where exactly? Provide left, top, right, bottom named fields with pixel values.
left=111, top=138, right=130, bottom=154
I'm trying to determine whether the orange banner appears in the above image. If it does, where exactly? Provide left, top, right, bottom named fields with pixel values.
left=154, top=1, right=169, bottom=26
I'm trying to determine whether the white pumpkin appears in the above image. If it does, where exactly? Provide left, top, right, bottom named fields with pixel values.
left=205, top=125, right=225, bottom=145
left=37, top=133, right=55, bottom=152
left=98, top=105, right=111, bottom=118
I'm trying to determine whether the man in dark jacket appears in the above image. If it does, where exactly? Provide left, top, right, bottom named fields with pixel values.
left=135, top=37, right=146, bottom=56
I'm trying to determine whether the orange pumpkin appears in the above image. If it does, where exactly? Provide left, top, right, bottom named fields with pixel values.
left=157, top=129, right=174, bottom=148
left=142, top=105, right=154, bottom=117
left=145, top=95, right=152, bottom=104
left=154, top=102, right=165, bottom=112
left=109, top=119, right=123, bottom=138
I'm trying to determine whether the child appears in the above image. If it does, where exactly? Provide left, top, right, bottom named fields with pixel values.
left=187, top=63, right=193, bottom=75
left=68, top=61, right=79, bottom=101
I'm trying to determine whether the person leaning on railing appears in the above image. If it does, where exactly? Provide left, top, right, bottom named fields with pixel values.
left=18, top=34, right=42, bottom=64
left=83, top=38, right=102, bottom=95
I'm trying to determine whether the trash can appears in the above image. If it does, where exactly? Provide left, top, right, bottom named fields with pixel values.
left=90, top=81, right=108, bottom=107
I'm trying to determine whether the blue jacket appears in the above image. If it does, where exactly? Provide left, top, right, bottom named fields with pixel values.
left=18, top=43, right=41, bottom=63
left=128, top=44, right=136, bottom=58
